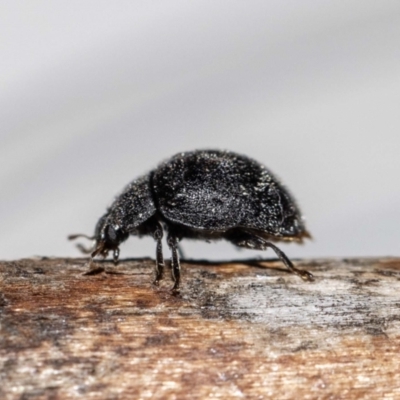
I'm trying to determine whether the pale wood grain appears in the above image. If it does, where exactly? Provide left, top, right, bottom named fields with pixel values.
left=1, top=257, right=400, bottom=399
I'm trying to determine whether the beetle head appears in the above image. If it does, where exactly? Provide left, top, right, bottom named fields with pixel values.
left=93, top=223, right=128, bottom=262
left=68, top=214, right=128, bottom=266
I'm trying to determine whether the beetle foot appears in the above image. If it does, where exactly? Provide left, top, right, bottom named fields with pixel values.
left=171, top=282, right=180, bottom=295
left=153, top=279, right=161, bottom=287
left=297, top=269, right=314, bottom=282
left=153, top=267, right=164, bottom=287
left=113, top=248, right=120, bottom=265
left=171, top=287, right=181, bottom=296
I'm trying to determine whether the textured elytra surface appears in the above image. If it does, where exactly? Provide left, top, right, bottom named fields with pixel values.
left=152, top=150, right=304, bottom=235
left=1, top=257, right=400, bottom=399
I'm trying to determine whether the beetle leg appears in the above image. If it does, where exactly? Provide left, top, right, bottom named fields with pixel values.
left=153, top=222, right=165, bottom=286
left=262, top=241, right=314, bottom=281
left=113, top=247, right=120, bottom=265
left=85, top=241, right=105, bottom=270
left=228, top=231, right=314, bottom=281
left=167, top=234, right=181, bottom=292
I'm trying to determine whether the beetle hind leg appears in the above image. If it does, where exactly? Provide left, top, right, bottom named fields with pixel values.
left=167, top=234, right=181, bottom=293
left=152, top=222, right=165, bottom=286
left=228, top=231, right=314, bottom=281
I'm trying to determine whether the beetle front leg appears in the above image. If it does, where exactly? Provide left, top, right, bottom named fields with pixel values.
left=153, top=222, right=165, bottom=286
left=167, top=234, right=181, bottom=292
left=113, top=247, right=120, bottom=265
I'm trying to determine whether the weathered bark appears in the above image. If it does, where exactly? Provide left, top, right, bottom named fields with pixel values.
left=1, top=257, right=400, bottom=399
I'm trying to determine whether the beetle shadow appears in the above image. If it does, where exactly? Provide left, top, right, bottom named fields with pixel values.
left=83, top=267, right=106, bottom=276
left=80, top=256, right=298, bottom=276
left=180, top=257, right=295, bottom=275
left=81, top=257, right=153, bottom=276
left=82, top=266, right=130, bottom=276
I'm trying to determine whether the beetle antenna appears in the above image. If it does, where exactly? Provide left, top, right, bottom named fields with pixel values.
left=68, top=234, right=95, bottom=241
left=68, top=234, right=96, bottom=254
left=76, top=243, right=96, bottom=254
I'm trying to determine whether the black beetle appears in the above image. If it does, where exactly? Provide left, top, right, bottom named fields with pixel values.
left=69, top=149, right=313, bottom=291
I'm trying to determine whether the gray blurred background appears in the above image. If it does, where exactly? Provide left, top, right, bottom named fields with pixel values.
left=1, top=1, right=399, bottom=261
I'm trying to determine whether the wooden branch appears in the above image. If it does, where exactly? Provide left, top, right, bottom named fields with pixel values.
left=1, top=257, right=400, bottom=399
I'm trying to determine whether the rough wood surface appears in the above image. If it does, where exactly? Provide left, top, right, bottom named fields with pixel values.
left=1, top=256, right=400, bottom=399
